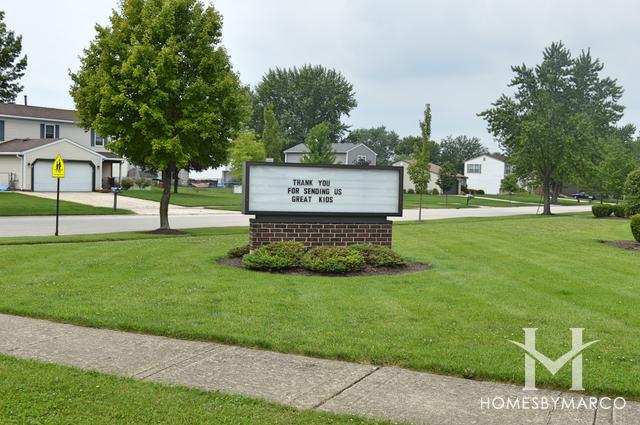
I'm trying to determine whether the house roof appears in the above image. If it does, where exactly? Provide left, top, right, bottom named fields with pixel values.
left=284, top=142, right=373, bottom=154
left=465, top=153, right=507, bottom=164
left=0, top=138, right=58, bottom=152
left=392, top=159, right=466, bottom=178
left=97, top=151, right=122, bottom=159
left=0, top=103, right=78, bottom=122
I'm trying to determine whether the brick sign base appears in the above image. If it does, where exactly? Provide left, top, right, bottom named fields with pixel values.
left=250, top=219, right=392, bottom=249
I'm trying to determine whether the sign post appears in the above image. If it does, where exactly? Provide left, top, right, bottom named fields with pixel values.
left=52, top=154, right=65, bottom=236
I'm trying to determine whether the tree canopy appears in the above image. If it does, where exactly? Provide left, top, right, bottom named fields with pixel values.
left=70, top=0, right=249, bottom=229
left=251, top=65, right=357, bottom=147
left=344, top=126, right=400, bottom=165
left=479, top=42, right=624, bottom=215
left=301, top=122, right=335, bottom=164
left=229, top=131, right=265, bottom=180
left=261, top=103, right=286, bottom=161
left=0, top=10, right=27, bottom=103
left=438, top=135, right=488, bottom=173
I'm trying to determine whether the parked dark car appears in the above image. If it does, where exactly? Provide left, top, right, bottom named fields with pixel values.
left=571, top=192, right=595, bottom=200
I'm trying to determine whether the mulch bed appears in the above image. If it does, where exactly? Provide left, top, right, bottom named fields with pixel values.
left=217, top=257, right=431, bottom=277
left=145, top=228, right=190, bottom=235
left=603, top=240, right=640, bottom=251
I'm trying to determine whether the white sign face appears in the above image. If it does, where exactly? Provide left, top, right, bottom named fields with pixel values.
left=244, top=163, right=402, bottom=216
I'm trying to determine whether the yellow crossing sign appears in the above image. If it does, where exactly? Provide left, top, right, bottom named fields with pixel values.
left=52, top=154, right=65, bottom=178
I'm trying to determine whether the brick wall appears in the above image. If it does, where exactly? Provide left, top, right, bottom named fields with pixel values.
left=249, top=220, right=392, bottom=249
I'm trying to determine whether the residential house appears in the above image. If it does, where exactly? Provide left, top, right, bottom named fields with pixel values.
left=392, top=159, right=467, bottom=194
left=0, top=102, right=125, bottom=191
left=284, top=143, right=377, bottom=165
left=463, top=154, right=511, bottom=194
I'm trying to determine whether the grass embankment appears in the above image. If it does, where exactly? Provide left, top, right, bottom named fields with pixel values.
left=0, top=192, right=133, bottom=216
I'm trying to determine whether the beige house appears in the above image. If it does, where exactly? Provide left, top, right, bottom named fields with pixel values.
left=284, top=143, right=377, bottom=165
left=392, top=159, right=467, bottom=194
left=0, top=103, right=124, bottom=191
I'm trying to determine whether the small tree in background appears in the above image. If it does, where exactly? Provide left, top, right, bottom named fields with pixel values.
left=230, top=131, right=265, bottom=181
left=301, top=122, right=335, bottom=164
left=0, top=11, right=27, bottom=103
left=437, top=162, right=458, bottom=205
left=262, top=103, right=286, bottom=161
left=500, top=173, right=520, bottom=201
left=407, top=104, right=432, bottom=221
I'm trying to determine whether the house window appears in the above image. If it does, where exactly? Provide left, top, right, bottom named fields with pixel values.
left=95, top=134, right=106, bottom=146
left=40, top=123, right=60, bottom=139
left=91, top=129, right=107, bottom=147
left=467, top=164, right=482, bottom=174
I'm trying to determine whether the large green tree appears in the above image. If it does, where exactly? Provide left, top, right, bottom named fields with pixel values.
left=407, top=104, right=432, bottom=221
left=301, top=122, right=335, bottom=164
left=261, top=103, right=286, bottom=161
left=70, top=0, right=249, bottom=229
left=395, top=135, right=440, bottom=164
left=251, top=65, right=357, bottom=146
left=0, top=10, right=27, bottom=103
left=344, top=126, right=400, bottom=165
left=479, top=42, right=624, bottom=215
left=439, top=135, right=488, bottom=173
left=229, top=131, right=265, bottom=181
left=436, top=161, right=458, bottom=205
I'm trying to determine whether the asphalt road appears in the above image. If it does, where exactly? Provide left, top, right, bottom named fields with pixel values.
left=0, top=205, right=592, bottom=237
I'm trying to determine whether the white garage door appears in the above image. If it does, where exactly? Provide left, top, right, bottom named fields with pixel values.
left=33, top=160, right=94, bottom=192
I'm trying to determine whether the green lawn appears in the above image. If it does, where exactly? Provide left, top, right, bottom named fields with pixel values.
left=122, top=187, right=242, bottom=210
left=121, top=187, right=548, bottom=211
left=0, top=215, right=638, bottom=399
left=0, top=355, right=389, bottom=425
left=0, top=192, right=132, bottom=216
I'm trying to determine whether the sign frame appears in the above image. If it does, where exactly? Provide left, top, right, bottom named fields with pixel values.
left=242, top=161, right=404, bottom=217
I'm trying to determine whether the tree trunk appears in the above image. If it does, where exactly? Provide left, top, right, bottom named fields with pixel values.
left=542, top=177, right=552, bottom=215
left=419, top=192, right=423, bottom=221
left=551, top=180, right=561, bottom=205
left=173, top=169, right=179, bottom=194
left=159, top=166, right=173, bottom=230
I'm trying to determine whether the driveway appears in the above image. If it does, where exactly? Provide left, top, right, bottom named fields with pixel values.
left=0, top=204, right=592, bottom=237
left=22, top=191, right=234, bottom=215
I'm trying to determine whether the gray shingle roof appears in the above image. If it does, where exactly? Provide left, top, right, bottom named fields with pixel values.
left=284, top=143, right=361, bottom=154
left=0, top=138, right=59, bottom=152
left=0, top=103, right=78, bottom=122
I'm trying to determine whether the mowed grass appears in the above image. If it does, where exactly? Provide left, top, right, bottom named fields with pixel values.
left=121, top=187, right=545, bottom=211
left=0, top=355, right=389, bottom=425
left=0, top=192, right=133, bottom=216
left=122, top=187, right=242, bottom=210
left=477, top=192, right=581, bottom=206
left=0, top=215, right=639, bottom=398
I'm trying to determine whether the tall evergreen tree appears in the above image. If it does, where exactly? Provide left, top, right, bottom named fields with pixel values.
left=479, top=42, right=624, bottom=215
left=261, top=103, right=285, bottom=161
left=301, top=122, right=335, bottom=164
left=0, top=11, right=27, bottom=102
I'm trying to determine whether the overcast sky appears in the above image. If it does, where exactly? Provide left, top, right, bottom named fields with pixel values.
left=3, top=0, right=639, bottom=150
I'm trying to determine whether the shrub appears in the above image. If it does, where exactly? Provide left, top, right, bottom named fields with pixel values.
left=350, top=244, right=406, bottom=267
left=301, top=246, right=365, bottom=273
left=407, top=188, right=415, bottom=194
left=227, top=244, right=250, bottom=258
left=120, top=178, right=134, bottom=190
left=592, top=204, right=612, bottom=218
left=611, top=204, right=626, bottom=218
left=460, top=185, right=468, bottom=195
left=476, top=189, right=485, bottom=195
left=242, top=241, right=305, bottom=271
left=431, top=188, right=439, bottom=195
left=136, top=178, right=152, bottom=189
left=624, top=168, right=640, bottom=198
left=631, top=215, right=640, bottom=242
left=624, top=198, right=640, bottom=217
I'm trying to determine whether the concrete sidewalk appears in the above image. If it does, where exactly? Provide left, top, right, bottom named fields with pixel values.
left=22, top=191, right=230, bottom=215
left=0, top=313, right=635, bottom=424
left=0, top=205, right=592, bottom=237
